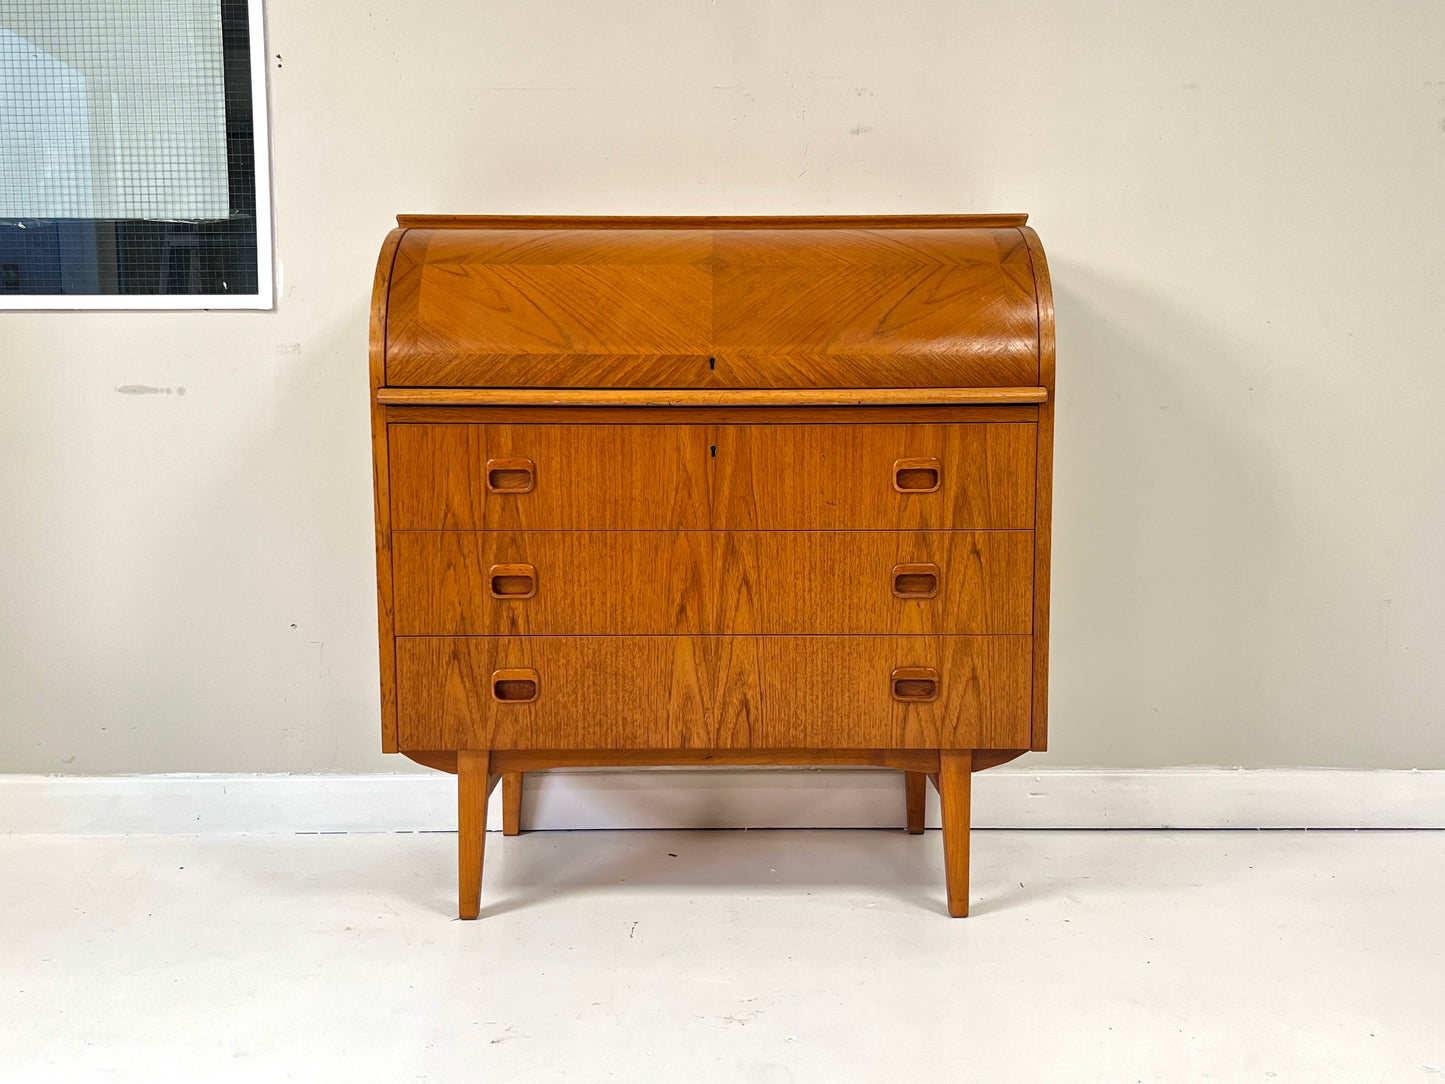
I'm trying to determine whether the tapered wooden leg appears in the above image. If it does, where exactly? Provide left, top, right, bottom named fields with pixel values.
left=458, top=750, right=491, bottom=920
left=502, top=772, right=523, bottom=836
left=904, top=771, right=927, bottom=834
left=938, top=750, right=973, bottom=917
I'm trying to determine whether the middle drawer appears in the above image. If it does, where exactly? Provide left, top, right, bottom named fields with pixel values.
left=393, top=530, right=1033, bottom=635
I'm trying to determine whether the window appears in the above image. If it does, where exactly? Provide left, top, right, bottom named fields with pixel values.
left=0, top=0, right=271, bottom=308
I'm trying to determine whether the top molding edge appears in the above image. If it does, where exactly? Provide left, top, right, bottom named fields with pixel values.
left=394, top=214, right=1029, bottom=230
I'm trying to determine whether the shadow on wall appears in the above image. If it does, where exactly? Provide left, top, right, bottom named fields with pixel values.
left=203, top=298, right=386, bottom=773
left=87, top=296, right=390, bottom=774
left=1047, top=260, right=1337, bottom=768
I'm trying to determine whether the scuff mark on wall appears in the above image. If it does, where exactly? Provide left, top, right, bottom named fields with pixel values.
left=115, top=385, right=186, bottom=396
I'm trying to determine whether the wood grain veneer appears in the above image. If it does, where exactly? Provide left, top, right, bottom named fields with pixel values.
left=1020, top=226, right=1055, bottom=752
left=368, top=214, right=1056, bottom=918
left=395, top=635, right=1031, bottom=751
left=388, top=422, right=1036, bottom=531
left=395, top=214, right=1030, bottom=229
left=376, top=386, right=1047, bottom=407
left=370, top=228, right=406, bottom=754
left=381, top=403, right=1039, bottom=425
left=403, top=748, right=1027, bottom=773
left=392, top=530, right=1033, bottom=636
left=939, top=751, right=973, bottom=916
left=384, top=224, right=1039, bottom=389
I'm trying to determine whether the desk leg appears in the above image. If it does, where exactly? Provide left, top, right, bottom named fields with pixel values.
left=458, top=750, right=491, bottom=920
left=502, top=772, right=523, bottom=836
left=939, top=750, right=972, bottom=917
left=904, top=771, right=927, bottom=834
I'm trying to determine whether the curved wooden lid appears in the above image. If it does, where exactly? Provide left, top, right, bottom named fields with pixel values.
left=395, top=214, right=1030, bottom=229
left=379, top=216, right=1048, bottom=390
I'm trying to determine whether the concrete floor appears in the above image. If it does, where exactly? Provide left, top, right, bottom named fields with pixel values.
left=1, top=829, right=1442, bottom=1083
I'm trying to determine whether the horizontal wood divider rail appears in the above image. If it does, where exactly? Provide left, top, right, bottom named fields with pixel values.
left=493, top=749, right=945, bottom=772
left=402, top=749, right=1028, bottom=774
left=376, top=387, right=1049, bottom=408
left=382, top=404, right=1039, bottom=425
left=395, top=213, right=1029, bottom=230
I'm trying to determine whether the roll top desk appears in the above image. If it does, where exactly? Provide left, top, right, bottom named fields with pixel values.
left=368, top=214, right=1055, bottom=918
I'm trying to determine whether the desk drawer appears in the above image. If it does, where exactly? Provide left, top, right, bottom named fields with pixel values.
left=392, top=530, right=1032, bottom=635
left=396, top=635, right=1031, bottom=751
left=388, top=422, right=1035, bottom=530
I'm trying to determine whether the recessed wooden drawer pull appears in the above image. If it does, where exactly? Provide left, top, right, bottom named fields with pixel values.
left=491, top=668, right=539, bottom=702
left=891, top=666, right=939, bottom=702
left=488, top=564, right=537, bottom=599
left=486, top=457, right=535, bottom=493
left=893, top=457, right=941, bottom=493
left=892, top=563, right=940, bottom=599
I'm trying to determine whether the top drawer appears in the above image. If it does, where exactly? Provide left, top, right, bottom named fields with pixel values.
left=388, top=422, right=1036, bottom=531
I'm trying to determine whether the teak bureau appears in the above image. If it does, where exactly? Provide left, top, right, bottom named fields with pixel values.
left=368, top=214, right=1055, bottom=918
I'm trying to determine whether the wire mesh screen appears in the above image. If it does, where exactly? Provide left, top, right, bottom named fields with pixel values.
left=0, top=0, right=261, bottom=299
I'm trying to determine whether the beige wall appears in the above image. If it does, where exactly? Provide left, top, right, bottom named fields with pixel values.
left=2, top=0, right=1443, bottom=772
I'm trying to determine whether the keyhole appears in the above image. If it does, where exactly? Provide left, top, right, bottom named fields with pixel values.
left=708, top=357, right=716, bottom=370
left=710, top=445, right=717, bottom=458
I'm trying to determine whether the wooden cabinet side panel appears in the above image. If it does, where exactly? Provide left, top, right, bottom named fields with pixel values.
left=395, top=636, right=1031, bottom=751
left=1020, top=226, right=1055, bottom=752
left=370, top=227, right=408, bottom=753
left=392, top=530, right=1032, bottom=636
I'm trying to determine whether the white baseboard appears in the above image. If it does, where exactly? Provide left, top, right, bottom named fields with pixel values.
left=2, top=767, right=1443, bottom=834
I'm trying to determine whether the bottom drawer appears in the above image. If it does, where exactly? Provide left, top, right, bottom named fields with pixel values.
left=396, top=636, right=1031, bottom=751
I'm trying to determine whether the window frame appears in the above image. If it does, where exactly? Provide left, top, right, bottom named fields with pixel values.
left=0, top=0, right=273, bottom=311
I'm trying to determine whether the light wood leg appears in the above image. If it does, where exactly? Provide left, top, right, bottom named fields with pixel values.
left=502, top=772, right=523, bottom=836
left=939, top=750, right=972, bottom=917
left=458, top=750, right=491, bottom=920
left=904, top=771, right=927, bottom=834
